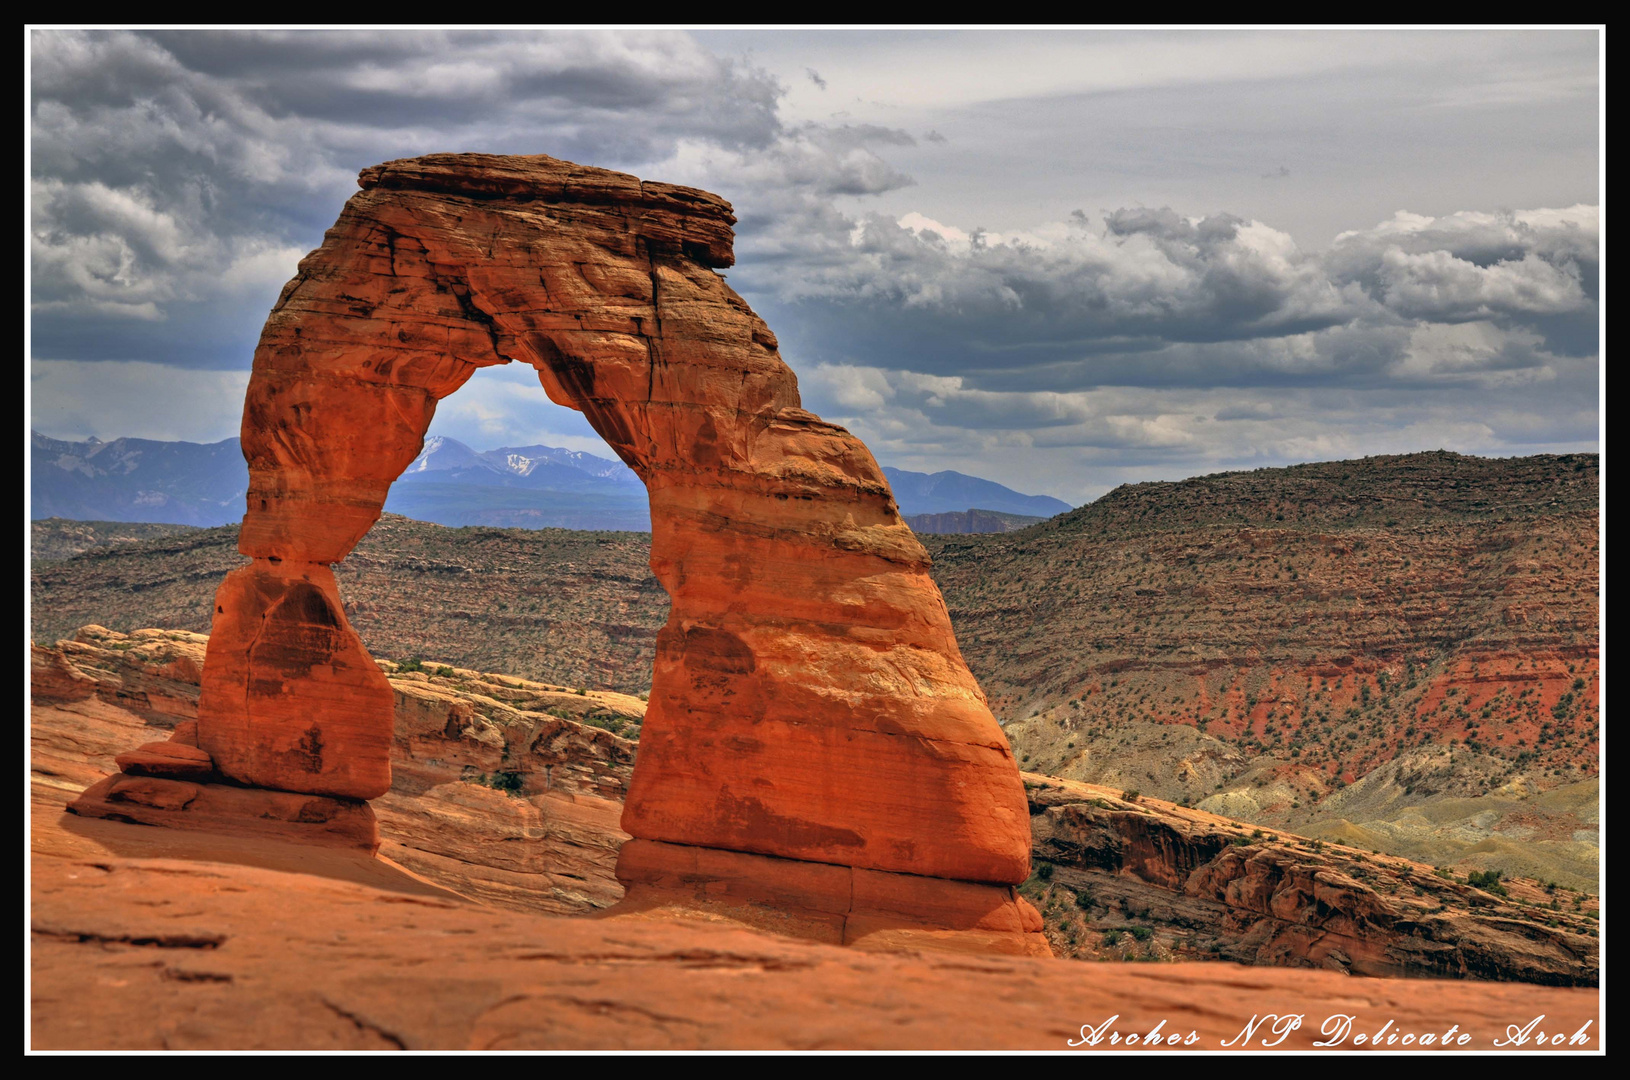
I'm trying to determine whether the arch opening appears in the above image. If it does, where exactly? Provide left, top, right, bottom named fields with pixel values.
left=383, top=361, right=650, bottom=533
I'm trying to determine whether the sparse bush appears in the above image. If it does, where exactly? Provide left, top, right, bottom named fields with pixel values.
left=479, top=771, right=525, bottom=796
left=1129, top=926, right=1153, bottom=942
left=1101, top=930, right=1122, bottom=946
left=1467, top=869, right=1509, bottom=897
left=1121, top=789, right=1140, bottom=803
left=397, top=657, right=425, bottom=673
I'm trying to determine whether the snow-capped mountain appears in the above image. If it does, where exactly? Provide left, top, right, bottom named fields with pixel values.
left=32, top=431, right=1072, bottom=533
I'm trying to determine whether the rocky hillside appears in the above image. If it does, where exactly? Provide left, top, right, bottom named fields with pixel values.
left=922, top=450, right=1599, bottom=890
left=29, top=451, right=1600, bottom=890
left=1019, top=775, right=1596, bottom=985
left=30, top=626, right=1597, bottom=986
left=31, top=515, right=668, bottom=696
left=31, top=518, right=204, bottom=563
left=903, top=509, right=1048, bottom=534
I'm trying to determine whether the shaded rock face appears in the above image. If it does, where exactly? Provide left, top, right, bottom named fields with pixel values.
left=196, top=155, right=1030, bottom=911
left=1022, top=776, right=1598, bottom=987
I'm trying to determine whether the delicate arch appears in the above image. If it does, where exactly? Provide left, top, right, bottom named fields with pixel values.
left=195, top=154, right=1034, bottom=913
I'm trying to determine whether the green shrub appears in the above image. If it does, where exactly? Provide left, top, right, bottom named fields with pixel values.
left=1101, top=929, right=1122, bottom=946
left=1129, top=926, right=1152, bottom=942
left=397, top=657, right=425, bottom=673
left=1035, top=862, right=1054, bottom=882
left=479, top=771, right=525, bottom=796
left=1121, top=789, right=1140, bottom=803
left=1467, top=869, right=1509, bottom=897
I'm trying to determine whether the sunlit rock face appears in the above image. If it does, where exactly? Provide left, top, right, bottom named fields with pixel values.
left=194, top=154, right=1037, bottom=948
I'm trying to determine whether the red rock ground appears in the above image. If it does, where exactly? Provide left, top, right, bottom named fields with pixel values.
left=29, top=805, right=1602, bottom=1051
left=30, top=691, right=1601, bottom=1051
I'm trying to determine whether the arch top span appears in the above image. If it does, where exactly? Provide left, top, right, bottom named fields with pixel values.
left=195, top=153, right=1040, bottom=948
left=356, top=153, right=738, bottom=268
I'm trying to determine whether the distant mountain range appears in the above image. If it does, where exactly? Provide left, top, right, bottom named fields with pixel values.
left=882, top=467, right=1071, bottom=519
left=30, top=431, right=1072, bottom=532
left=384, top=435, right=652, bottom=530
left=29, top=433, right=249, bottom=526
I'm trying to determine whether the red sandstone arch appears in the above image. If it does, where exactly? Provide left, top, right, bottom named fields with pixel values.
left=194, top=154, right=1042, bottom=951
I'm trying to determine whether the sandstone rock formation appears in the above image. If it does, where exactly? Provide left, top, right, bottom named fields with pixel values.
left=1021, top=775, right=1598, bottom=986
left=37, top=629, right=1597, bottom=983
left=181, top=153, right=1035, bottom=949
left=34, top=793, right=1603, bottom=1050
left=30, top=652, right=1603, bottom=1048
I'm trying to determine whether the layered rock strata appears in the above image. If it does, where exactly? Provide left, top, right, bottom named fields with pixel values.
left=184, top=154, right=1036, bottom=950
left=1022, top=775, right=1598, bottom=986
left=38, top=629, right=1597, bottom=982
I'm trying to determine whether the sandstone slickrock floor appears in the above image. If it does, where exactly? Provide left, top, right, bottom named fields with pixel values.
left=29, top=800, right=1602, bottom=1051
left=29, top=628, right=1602, bottom=1050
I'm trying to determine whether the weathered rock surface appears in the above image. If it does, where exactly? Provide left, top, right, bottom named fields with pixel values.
left=114, top=741, right=215, bottom=780
left=199, top=563, right=396, bottom=800
left=70, top=772, right=381, bottom=851
left=194, top=152, right=1035, bottom=948
left=36, top=628, right=1598, bottom=984
left=30, top=789, right=1602, bottom=1050
left=40, top=627, right=634, bottom=917
left=612, top=838, right=1049, bottom=957
left=1020, top=775, right=1598, bottom=986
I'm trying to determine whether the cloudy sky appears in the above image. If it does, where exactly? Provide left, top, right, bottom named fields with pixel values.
left=28, top=27, right=1601, bottom=505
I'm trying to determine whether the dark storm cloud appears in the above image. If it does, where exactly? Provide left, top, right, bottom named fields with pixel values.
left=28, top=28, right=1598, bottom=504
left=1321, top=207, right=1599, bottom=356
left=140, top=29, right=784, bottom=145
left=29, top=29, right=786, bottom=368
left=737, top=203, right=1364, bottom=384
left=736, top=198, right=1597, bottom=403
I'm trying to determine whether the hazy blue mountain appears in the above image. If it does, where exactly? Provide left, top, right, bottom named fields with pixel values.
left=31, top=431, right=1072, bottom=532
left=395, top=436, right=644, bottom=492
left=30, top=432, right=248, bottom=526
left=883, top=467, right=1072, bottom=518
left=384, top=435, right=650, bottom=528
